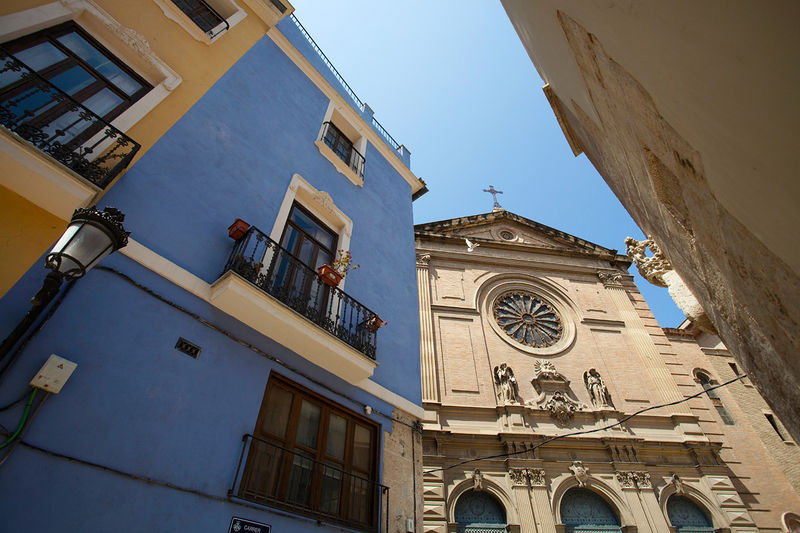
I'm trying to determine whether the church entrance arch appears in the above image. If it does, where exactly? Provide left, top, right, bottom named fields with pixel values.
left=667, top=495, right=715, bottom=532
left=560, top=488, right=622, bottom=532
left=454, top=490, right=507, bottom=533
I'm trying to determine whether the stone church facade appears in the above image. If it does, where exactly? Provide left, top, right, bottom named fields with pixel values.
left=415, top=210, right=800, bottom=532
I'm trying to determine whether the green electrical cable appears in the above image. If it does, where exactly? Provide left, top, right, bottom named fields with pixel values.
left=0, top=388, right=37, bottom=449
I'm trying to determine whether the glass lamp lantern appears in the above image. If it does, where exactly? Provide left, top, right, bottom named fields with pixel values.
left=46, top=206, right=129, bottom=280
left=0, top=206, right=129, bottom=360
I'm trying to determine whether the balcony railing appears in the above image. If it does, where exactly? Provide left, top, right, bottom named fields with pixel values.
left=229, top=434, right=388, bottom=533
left=288, top=14, right=403, bottom=154
left=0, top=48, right=140, bottom=189
left=321, top=121, right=365, bottom=178
left=171, top=0, right=229, bottom=38
left=223, top=226, right=380, bottom=359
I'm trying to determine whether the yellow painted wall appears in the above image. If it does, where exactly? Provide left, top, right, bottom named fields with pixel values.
left=0, top=0, right=276, bottom=293
left=1, top=0, right=271, bottom=168
left=0, top=185, right=63, bottom=297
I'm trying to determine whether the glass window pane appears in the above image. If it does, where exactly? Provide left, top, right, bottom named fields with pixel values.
left=296, top=400, right=321, bottom=449
left=319, top=463, right=343, bottom=515
left=286, top=449, right=315, bottom=506
left=48, top=65, right=95, bottom=95
left=82, top=87, right=123, bottom=117
left=352, top=424, right=372, bottom=472
left=260, top=386, right=293, bottom=438
left=290, top=207, right=334, bottom=250
left=14, top=42, right=67, bottom=71
left=325, top=413, right=347, bottom=460
left=56, top=32, right=143, bottom=96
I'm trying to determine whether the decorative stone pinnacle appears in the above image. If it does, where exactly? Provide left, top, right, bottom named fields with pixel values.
left=624, top=236, right=672, bottom=287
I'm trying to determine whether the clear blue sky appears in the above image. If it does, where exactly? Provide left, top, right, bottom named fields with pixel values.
left=289, top=0, right=685, bottom=327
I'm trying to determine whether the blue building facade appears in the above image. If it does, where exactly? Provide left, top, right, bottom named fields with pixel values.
left=0, top=12, right=425, bottom=533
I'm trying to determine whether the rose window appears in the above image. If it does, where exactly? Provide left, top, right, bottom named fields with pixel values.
left=493, top=291, right=562, bottom=347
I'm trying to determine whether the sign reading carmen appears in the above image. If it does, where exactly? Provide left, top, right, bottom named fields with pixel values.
left=229, top=517, right=271, bottom=533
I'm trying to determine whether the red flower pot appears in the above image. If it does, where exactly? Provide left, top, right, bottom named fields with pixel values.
left=228, top=218, right=250, bottom=240
left=365, top=315, right=386, bottom=332
left=317, top=264, right=343, bottom=287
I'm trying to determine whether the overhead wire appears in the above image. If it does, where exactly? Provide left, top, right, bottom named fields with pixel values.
left=424, top=374, right=747, bottom=474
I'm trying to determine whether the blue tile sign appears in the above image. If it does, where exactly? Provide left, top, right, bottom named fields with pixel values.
left=229, top=517, right=271, bottom=533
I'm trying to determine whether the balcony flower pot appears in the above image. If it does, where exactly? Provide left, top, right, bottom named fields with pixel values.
left=317, top=264, right=343, bottom=287
left=364, top=315, right=387, bottom=332
left=228, top=218, right=250, bottom=240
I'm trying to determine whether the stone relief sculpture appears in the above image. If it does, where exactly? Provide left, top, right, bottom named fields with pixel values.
left=583, top=368, right=614, bottom=409
left=669, top=473, right=684, bottom=495
left=545, top=391, right=582, bottom=425
left=616, top=471, right=636, bottom=488
left=472, top=469, right=483, bottom=491
left=494, top=363, right=519, bottom=403
left=569, top=461, right=589, bottom=487
left=534, top=360, right=564, bottom=380
left=508, top=468, right=546, bottom=487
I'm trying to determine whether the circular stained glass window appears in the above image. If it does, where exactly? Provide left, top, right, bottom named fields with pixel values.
left=493, top=291, right=563, bottom=348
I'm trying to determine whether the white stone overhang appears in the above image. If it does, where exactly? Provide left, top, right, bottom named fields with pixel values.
left=210, top=271, right=378, bottom=384
left=0, top=128, right=101, bottom=220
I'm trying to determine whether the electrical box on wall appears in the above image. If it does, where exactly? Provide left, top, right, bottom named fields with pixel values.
left=406, top=518, right=414, bottom=532
left=29, top=354, right=77, bottom=393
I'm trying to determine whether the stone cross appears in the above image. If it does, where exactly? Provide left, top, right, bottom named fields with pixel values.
left=483, top=185, right=503, bottom=209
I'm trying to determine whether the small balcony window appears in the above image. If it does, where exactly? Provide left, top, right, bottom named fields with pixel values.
left=322, top=121, right=365, bottom=178
left=170, top=0, right=229, bottom=38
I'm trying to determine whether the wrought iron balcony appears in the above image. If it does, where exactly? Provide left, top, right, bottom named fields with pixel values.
left=222, top=226, right=380, bottom=359
left=229, top=434, right=388, bottom=533
left=0, top=48, right=140, bottom=189
left=171, top=0, right=229, bottom=38
left=321, top=121, right=365, bottom=178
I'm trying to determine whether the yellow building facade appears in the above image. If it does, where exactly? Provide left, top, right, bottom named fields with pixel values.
left=0, top=0, right=294, bottom=295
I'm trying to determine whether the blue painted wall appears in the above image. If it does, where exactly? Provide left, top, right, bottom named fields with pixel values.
left=99, top=33, right=421, bottom=404
left=0, top=253, right=396, bottom=531
left=0, top=25, right=421, bottom=531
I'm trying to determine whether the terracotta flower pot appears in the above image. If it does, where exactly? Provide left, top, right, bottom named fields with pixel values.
left=317, top=264, right=343, bottom=287
left=365, top=315, right=386, bottom=332
left=228, top=218, right=250, bottom=240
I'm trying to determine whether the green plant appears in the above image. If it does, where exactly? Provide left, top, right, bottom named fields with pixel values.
left=328, top=249, right=360, bottom=277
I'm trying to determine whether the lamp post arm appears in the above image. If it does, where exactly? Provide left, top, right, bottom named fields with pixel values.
left=0, top=272, right=63, bottom=362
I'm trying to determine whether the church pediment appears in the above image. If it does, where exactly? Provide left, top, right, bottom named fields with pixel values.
left=415, top=210, right=625, bottom=260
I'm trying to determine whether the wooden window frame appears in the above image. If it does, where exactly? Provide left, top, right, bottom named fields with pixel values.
left=242, top=373, right=380, bottom=528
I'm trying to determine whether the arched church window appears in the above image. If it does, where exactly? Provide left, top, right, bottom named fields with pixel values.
left=560, top=488, right=622, bottom=532
left=667, top=495, right=715, bottom=532
left=694, top=370, right=735, bottom=425
left=454, top=490, right=507, bottom=533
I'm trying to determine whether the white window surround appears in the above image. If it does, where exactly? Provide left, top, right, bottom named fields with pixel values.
left=269, top=173, right=353, bottom=287
left=314, top=101, right=367, bottom=187
left=0, top=1, right=182, bottom=134
left=153, top=0, right=247, bottom=45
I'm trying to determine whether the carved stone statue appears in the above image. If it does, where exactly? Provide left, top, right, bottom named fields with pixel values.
left=624, top=236, right=671, bottom=287
left=584, top=368, right=613, bottom=409
left=472, top=469, right=483, bottom=491
left=669, top=473, right=684, bottom=495
left=494, top=363, right=519, bottom=403
left=569, top=461, right=589, bottom=487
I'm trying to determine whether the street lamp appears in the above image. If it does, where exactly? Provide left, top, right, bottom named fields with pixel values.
left=0, top=206, right=129, bottom=360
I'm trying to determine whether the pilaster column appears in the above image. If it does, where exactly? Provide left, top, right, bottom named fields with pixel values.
left=597, top=271, right=690, bottom=414
left=418, top=254, right=438, bottom=402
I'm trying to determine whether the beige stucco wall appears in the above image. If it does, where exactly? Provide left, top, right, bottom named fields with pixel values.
left=500, top=0, right=800, bottom=443
left=417, top=214, right=800, bottom=532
